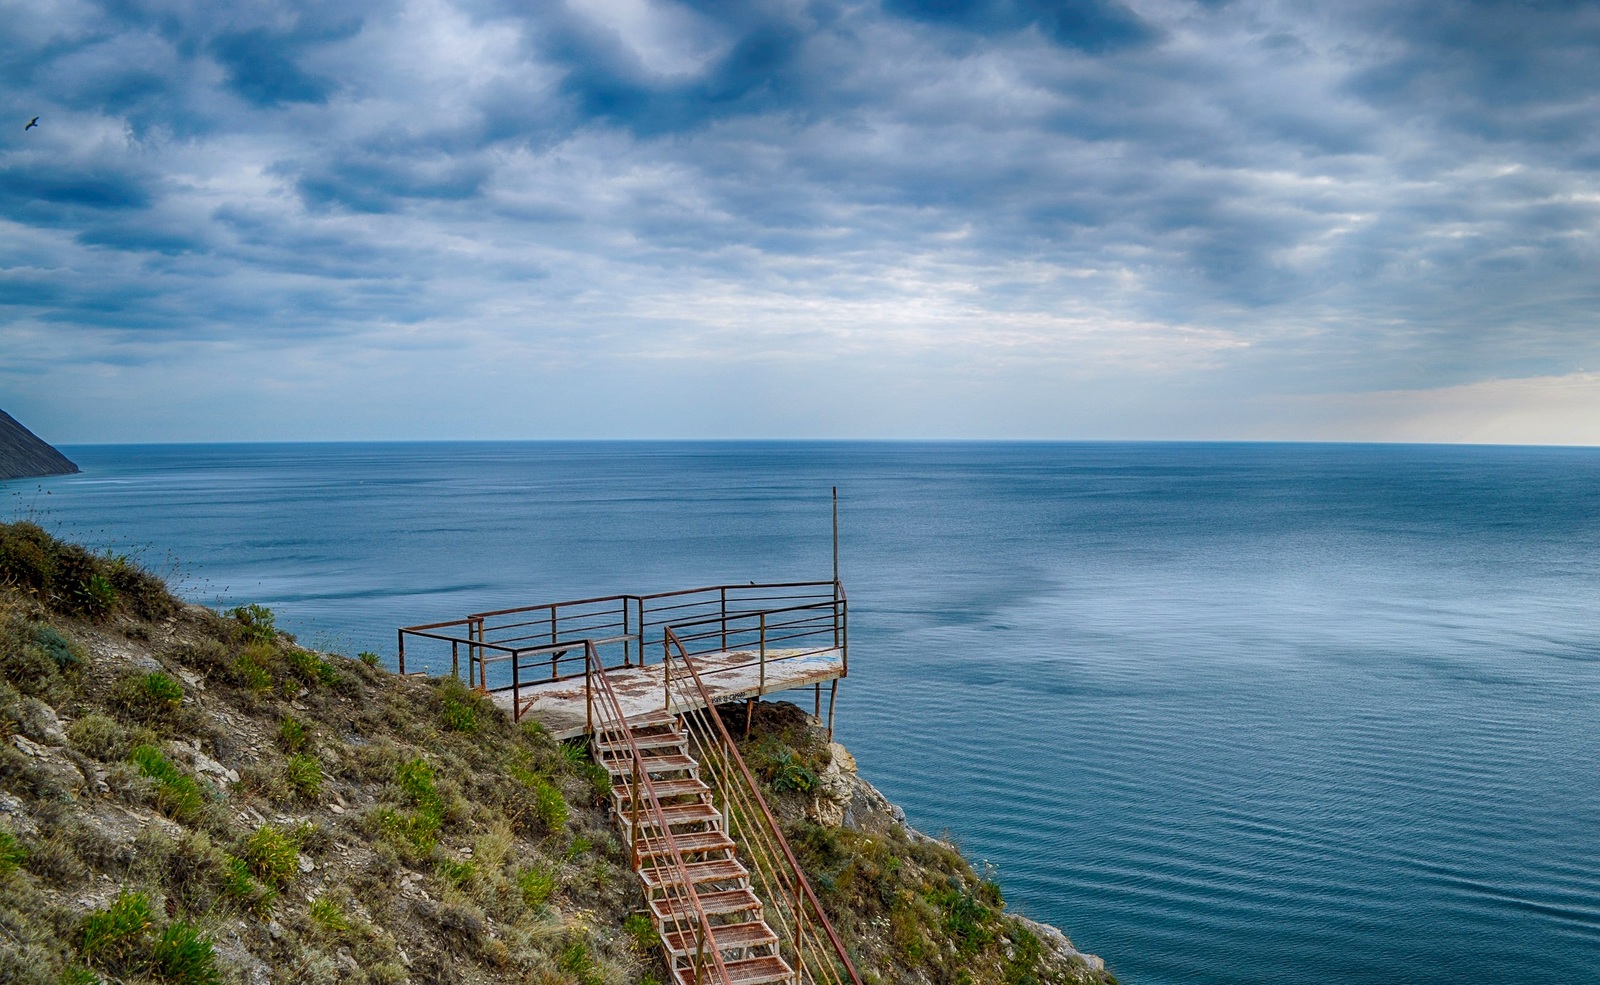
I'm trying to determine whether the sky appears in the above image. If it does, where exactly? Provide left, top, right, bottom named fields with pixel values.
left=2, top=0, right=1598, bottom=444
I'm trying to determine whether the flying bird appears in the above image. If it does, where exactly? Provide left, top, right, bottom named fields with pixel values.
left=24, top=117, right=38, bottom=131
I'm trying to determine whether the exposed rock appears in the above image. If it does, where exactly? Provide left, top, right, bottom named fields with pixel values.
left=0, top=407, right=78, bottom=481
left=1016, top=916, right=1107, bottom=974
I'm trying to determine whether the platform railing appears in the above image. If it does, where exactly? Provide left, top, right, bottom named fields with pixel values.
left=665, top=628, right=864, bottom=985
left=585, top=641, right=731, bottom=985
left=397, top=580, right=846, bottom=705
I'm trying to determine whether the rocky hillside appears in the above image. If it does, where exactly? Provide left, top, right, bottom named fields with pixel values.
left=0, top=410, right=79, bottom=482
left=0, top=521, right=1113, bottom=985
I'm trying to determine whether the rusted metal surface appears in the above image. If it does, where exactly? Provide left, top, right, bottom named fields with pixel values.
left=666, top=629, right=865, bottom=985
left=398, top=580, right=848, bottom=739
left=493, top=648, right=842, bottom=740
left=585, top=643, right=734, bottom=985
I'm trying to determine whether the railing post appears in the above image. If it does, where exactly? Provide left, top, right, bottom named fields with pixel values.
left=585, top=646, right=594, bottom=735
left=397, top=630, right=405, bottom=675
left=758, top=612, right=766, bottom=693
left=511, top=649, right=521, bottom=722
left=451, top=640, right=459, bottom=681
left=473, top=618, right=484, bottom=689
left=720, top=586, right=727, bottom=651
left=794, top=873, right=805, bottom=968
left=663, top=636, right=672, bottom=714
left=622, top=599, right=631, bottom=667
left=630, top=754, right=642, bottom=870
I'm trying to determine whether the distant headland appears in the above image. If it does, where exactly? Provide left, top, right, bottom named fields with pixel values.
left=0, top=408, right=79, bottom=481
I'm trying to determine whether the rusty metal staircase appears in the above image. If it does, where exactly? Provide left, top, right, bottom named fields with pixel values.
left=597, top=714, right=794, bottom=985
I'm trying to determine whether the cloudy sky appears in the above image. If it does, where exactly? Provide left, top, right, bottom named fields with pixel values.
left=3, top=0, right=1598, bottom=443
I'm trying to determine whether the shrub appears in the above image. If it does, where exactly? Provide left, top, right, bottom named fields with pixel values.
left=358, top=651, right=380, bottom=668
left=516, top=864, right=557, bottom=909
left=129, top=745, right=206, bottom=824
left=768, top=748, right=818, bottom=794
left=308, top=896, right=352, bottom=935
left=229, top=604, right=276, bottom=643
left=104, top=555, right=178, bottom=620
left=221, top=856, right=276, bottom=916
left=377, top=757, right=448, bottom=858
left=623, top=912, right=657, bottom=952
left=241, top=825, right=299, bottom=888
left=436, top=678, right=483, bottom=734
left=79, top=575, right=118, bottom=619
left=231, top=648, right=275, bottom=694
left=80, top=889, right=155, bottom=969
left=149, top=921, right=220, bottom=985
left=277, top=715, right=310, bottom=754
left=435, top=857, right=476, bottom=888
left=0, top=825, right=27, bottom=875
left=68, top=715, right=129, bottom=761
left=113, top=671, right=185, bottom=727
left=32, top=625, right=81, bottom=670
left=288, top=649, right=338, bottom=688
left=285, top=754, right=322, bottom=800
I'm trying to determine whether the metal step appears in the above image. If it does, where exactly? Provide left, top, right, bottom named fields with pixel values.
left=603, top=751, right=699, bottom=778
left=648, top=887, right=763, bottom=923
left=639, top=857, right=749, bottom=892
left=626, top=801, right=722, bottom=832
left=661, top=920, right=778, bottom=959
left=597, top=731, right=688, bottom=756
left=671, top=954, right=794, bottom=985
left=614, top=775, right=711, bottom=802
left=635, top=830, right=736, bottom=861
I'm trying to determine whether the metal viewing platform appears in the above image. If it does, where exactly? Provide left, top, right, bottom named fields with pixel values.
left=398, top=581, right=848, bottom=740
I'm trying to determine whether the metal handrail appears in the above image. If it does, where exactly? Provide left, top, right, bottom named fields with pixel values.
left=664, top=627, right=865, bottom=985
left=584, top=641, right=732, bottom=985
left=397, top=582, right=844, bottom=682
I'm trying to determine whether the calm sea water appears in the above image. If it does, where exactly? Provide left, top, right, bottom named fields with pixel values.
left=10, top=442, right=1600, bottom=984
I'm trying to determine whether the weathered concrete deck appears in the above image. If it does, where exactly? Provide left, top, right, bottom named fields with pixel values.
left=490, top=648, right=843, bottom=739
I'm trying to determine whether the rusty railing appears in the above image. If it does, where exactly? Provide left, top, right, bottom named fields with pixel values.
left=397, top=581, right=846, bottom=723
left=664, top=627, right=864, bottom=985
left=584, top=640, right=731, bottom=985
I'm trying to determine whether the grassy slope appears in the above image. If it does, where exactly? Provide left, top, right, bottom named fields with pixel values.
left=0, top=522, right=1112, bottom=985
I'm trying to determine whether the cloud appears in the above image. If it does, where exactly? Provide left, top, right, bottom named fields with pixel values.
left=0, top=0, right=1598, bottom=440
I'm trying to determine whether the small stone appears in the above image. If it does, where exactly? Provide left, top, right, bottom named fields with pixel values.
left=328, top=803, right=345, bottom=815
left=298, top=856, right=315, bottom=874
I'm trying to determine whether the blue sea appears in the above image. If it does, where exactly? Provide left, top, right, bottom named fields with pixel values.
left=10, top=441, right=1600, bottom=984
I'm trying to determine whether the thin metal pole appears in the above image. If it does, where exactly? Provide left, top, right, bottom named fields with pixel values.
left=759, top=612, right=767, bottom=693
left=827, top=679, right=839, bottom=742
left=832, top=485, right=839, bottom=587
left=720, top=587, right=727, bottom=651
left=623, top=600, right=631, bottom=667
left=512, top=650, right=521, bottom=721
left=451, top=640, right=459, bottom=680
left=585, top=647, right=594, bottom=735
left=397, top=630, right=405, bottom=675
left=814, top=682, right=821, bottom=718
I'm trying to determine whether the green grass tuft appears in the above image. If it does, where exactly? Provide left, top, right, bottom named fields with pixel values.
left=129, top=745, right=206, bottom=824
left=284, top=754, right=322, bottom=800
left=80, top=889, right=154, bottom=968
left=228, top=604, right=276, bottom=643
left=241, top=825, right=299, bottom=889
left=516, top=864, right=557, bottom=909
left=149, top=921, right=221, bottom=985
left=0, top=825, right=28, bottom=875
left=276, top=715, right=311, bottom=753
left=622, top=912, right=657, bottom=952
